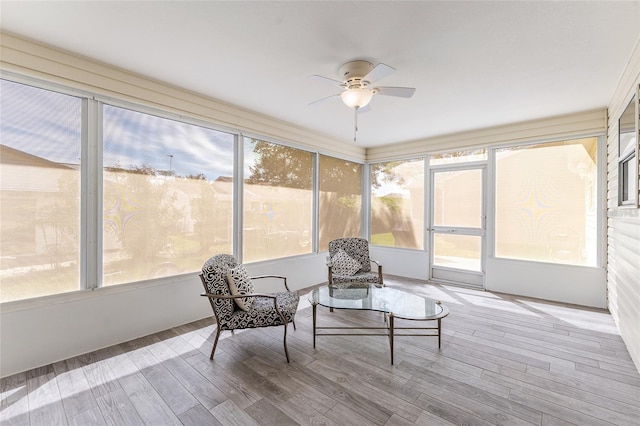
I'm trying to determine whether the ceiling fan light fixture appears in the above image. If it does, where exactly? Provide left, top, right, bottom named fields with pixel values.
left=341, top=88, right=374, bottom=109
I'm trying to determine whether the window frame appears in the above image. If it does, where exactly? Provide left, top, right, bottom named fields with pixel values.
left=617, top=86, right=639, bottom=208
left=0, top=76, right=87, bottom=302
left=241, top=136, right=316, bottom=263
left=317, top=154, right=364, bottom=251
left=493, top=136, right=603, bottom=267
left=368, top=156, right=426, bottom=250
left=100, top=102, right=237, bottom=286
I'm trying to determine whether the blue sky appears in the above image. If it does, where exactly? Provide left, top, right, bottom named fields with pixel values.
left=103, top=104, right=234, bottom=179
left=1, top=79, right=235, bottom=181
left=1, top=79, right=82, bottom=164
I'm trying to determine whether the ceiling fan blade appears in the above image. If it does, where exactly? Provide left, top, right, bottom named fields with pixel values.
left=363, top=63, right=395, bottom=84
left=308, top=75, right=345, bottom=87
left=374, top=86, right=416, bottom=98
left=308, top=93, right=341, bottom=106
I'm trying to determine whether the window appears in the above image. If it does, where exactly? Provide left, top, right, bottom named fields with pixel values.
left=0, top=80, right=82, bottom=302
left=618, top=94, right=638, bottom=206
left=318, top=155, right=362, bottom=251
left=370, top=159, right=424, bottom=249
left=495, top=137, right=598, bottom=266
left=102, top=105, right=234, bottom=285
left=243, top=138, right=313, bottom=262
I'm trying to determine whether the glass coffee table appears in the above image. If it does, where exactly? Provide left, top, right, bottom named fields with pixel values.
left=307, top=284, right=449, bottom=364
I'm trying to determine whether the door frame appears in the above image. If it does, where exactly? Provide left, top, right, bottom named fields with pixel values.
left=427, top=162, right=487, bottom=288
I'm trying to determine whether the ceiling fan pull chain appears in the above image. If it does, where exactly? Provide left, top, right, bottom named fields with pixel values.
left=354, top=106, right=358, bottom=142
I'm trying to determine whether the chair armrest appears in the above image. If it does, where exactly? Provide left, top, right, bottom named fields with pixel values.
left=251, top=275, right=290, bottom=291
left=370, top=260, right=384, bottom=286
left=327, top=265, right=334, bottom=285
left=252, top=275, right=286, bottom=280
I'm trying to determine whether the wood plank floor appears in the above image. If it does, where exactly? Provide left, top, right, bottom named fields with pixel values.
left=2, top=276, right=639, bottom=425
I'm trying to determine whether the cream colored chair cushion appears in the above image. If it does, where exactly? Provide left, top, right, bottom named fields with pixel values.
left=226, top=265, right=255, bottom=311
left=331, top=249, right=362, bottom=275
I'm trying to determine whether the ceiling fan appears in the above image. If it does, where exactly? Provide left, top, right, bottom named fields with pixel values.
left=309, top=60, right=416, bottom=142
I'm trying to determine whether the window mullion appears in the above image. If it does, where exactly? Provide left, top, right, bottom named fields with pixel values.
left=234, top=134, right=244, bottom=262
left=312, top=153, right=319, bottom=254
left=362, top=163, right=371, bottom=240
left=83, top=99, right=102, bottom=290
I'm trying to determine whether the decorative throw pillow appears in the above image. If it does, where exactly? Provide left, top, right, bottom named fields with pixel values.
left=226, top=265, right=255, bottom=311
left=331, top=249, right=362, bottom=275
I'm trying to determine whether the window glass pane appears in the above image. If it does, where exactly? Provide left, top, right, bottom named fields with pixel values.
left=433, top=169, right=482, bottom=228
left=243, top=138, right=313, bottom=262
left=495, top=137, right=598, bottom=266
left=433, top=234, right=481, bottom=271
left=619, top=96, right=636, bottom=156
left=0, top=80, right=82, bottom=302
left=370, top=159, right=424, bottom=249
left=103, top=105, right=234, bottom=285
left=430, top=149, right=487, bottom=165
left=319, top=155, right=362, bottom=251
left=621, top=154, right=637, bottom=203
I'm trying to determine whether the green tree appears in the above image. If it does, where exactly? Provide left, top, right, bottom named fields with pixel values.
left=246, top=139, right=400, bottom=191
left=370, top=162, right=403, bottom=189
left=246, top=140, right=312, bottom=189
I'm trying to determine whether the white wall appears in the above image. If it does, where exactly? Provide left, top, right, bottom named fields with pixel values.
left=368, top=248, right=608, bottom=308
left=369, top=246, right=428, bottom=280
left=1, top=275, right=207, bottom=377
left=486, top=258, right=606, bottom=308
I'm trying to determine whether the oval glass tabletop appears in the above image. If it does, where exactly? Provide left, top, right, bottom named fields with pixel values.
left=308, top=284, right=447, bottom=320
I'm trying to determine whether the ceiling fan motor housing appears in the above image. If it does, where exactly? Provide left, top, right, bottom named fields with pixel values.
left=340, top=60, right=375, bottom=88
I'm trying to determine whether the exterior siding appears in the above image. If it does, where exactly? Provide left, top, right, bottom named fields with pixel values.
left=607, top=37, right=640, bottom=373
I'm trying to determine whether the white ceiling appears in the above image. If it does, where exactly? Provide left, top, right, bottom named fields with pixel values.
left=1, top=1, right=639, bottom=148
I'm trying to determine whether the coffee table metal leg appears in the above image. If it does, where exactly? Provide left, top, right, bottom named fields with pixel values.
left=438, top=318, right=441, bottom=348
left=312, top=302, right=317, bottom=348
left=389, top=313, right=394, bottom=365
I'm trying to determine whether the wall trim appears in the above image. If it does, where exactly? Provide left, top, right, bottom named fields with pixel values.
left=367, top=109, right=607, bottom=161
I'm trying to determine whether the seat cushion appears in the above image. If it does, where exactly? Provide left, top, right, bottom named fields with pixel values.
left=331, top=271, right=381, bottom=286
left=224, top=291, right=300, bottom=330
left=226, top=265, right=255, bottom=311
left=331, top=249, right=362, bottom=275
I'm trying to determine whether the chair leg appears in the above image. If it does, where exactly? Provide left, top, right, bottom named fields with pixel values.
left=283, top=323, right=290, bottom=363
left=210, top=327, right=222, bottom=360
left=292, top=320, right=297, bottom=331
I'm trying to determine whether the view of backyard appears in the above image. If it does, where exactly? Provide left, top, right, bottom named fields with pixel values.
left=0, top=79, right=599, bottom=303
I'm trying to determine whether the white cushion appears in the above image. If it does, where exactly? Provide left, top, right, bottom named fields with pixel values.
left=226, top=265, right=255, bottom=311
left=331, top=249, right=362, bottom=275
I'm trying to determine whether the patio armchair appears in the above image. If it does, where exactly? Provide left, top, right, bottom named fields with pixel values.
left=327, top=238, right=383, bottom=287
left=199, top=254, right=299, bottom=362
